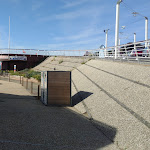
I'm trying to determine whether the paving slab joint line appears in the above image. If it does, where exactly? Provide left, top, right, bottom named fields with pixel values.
left=72, top=79, right=93, bottom=120
left=85, top=64, right=150, bottom=89
left=72, top=80, right=120, bottom=149
left=76, top=68, right=150, bottom=130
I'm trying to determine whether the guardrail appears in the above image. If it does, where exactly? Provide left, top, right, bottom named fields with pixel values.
left=103, top=39, right=150, bottom=61
left=0, top=39, right=150, bottom=63
left=0, top=71, right=41, bottom=99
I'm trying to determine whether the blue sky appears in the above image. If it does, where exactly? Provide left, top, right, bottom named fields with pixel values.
left=0, top=0, right=150, bottom=50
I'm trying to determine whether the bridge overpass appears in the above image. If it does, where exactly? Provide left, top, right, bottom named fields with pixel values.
left=0, top=39, right=150, bottom=70
left=0, top=54, right=47, bottom=71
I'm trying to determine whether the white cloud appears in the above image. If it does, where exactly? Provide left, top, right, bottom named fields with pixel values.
left=61, top=0, right=88, bottom=8
left=39, top=6, right=103, bottom=22
left=9, top=0, right=21, bottom=4
left=13, top=45, right=26, bottom=49
left=40, top=36, right=103, bottom=50
left=53, top=28, right=103, bottom=41
left=32, top=1, right=43, bottom=11
left=40, top=11, right=80, bottom=21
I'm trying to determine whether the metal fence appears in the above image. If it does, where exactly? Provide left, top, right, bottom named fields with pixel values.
left=0, top=39, right=150, bottom=63
left=102, top=40, right=150, bottom=62
left=77, top=39, right=150, bottom=64
left=0, top=72, right=41, bottom=99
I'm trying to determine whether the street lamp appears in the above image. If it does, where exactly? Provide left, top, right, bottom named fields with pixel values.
left=104, top=29, right=109, bottom=57
left=115, top=0, right=122, bottom=59
left=145, top=17, right=148, bottom=47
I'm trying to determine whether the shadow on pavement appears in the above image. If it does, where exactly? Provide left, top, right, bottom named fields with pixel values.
left=72, top=91, right=93, bottom=106
left=0, top=93, right=117, bottom=150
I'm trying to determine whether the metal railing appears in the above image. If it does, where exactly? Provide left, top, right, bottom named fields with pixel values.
left=0, top=39, right=150, bottom=63
left=0, top=71, right=41, bottom=99
left=103, top=40, right=150, bottom=60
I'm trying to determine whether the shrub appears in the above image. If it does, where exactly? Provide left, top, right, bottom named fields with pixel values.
left=8, top=70, right=20, bottom=76
left=32, top=74, right=41, bottom=81
left=81, top=62, right=85, bottom=64
left=51, top=57, right=55, bottom=61
left=9, top=69, right=41, bottom=81
left=59, top=60, right=63, bottom=64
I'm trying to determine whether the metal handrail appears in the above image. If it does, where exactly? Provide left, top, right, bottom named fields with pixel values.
left=0, top=39, right=150, bottom=63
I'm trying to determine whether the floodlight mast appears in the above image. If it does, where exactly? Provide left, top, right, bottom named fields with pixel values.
left=134, top=33, right=136, bottom=50
left=145, top=17, right=148, bottom=47
left=104, top=29, right=109, bottom=57
left=115, top=0, right=122, bottom=59
left=134, top=33, right=136, bottom=43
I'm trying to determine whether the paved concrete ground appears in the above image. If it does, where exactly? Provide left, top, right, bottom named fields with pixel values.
left=27, top=57, right=150, bottom=149
left=72, top=60, right=150, bottom=150
left=0, top=80, right=118, bottom=150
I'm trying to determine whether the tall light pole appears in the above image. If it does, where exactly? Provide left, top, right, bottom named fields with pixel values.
left=115, top=0, right=122, bottom=59
left=119, top=32, right=123, bottom=45
left=104, top=29, right=109, bottom=57
left=145, top=17, right=148, bottom=48
left=118, top=32, right=123, bottom=57
left=134, top=33, right=136, bottom=43
left=134, top=33, right=136, bottom=50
